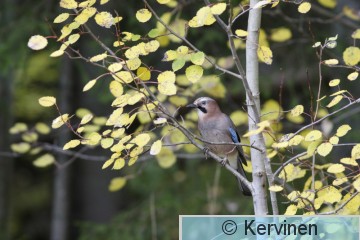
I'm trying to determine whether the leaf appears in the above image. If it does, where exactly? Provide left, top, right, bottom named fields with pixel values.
left=290, top=105, right=304, bottom=117
left=9, top=122, right=28, bottom=134
left=33, top=154, right=55, bottom=167
left=94, top=11, right=114, bottom=28
left=318, top=0, right=337, bottom=8
left=108, top=63, right=123, bottom=73
left=327, top=163, right=345, bottom=173
left=52, top=114, right=69, bottom=129
left=35, top=122, right=50, bottom=134
left=235, top=29, right=248, bottom=37
left=83, top=79, right=97, bottom=92
left=38, top=96, right=56, bottom=107
left=158, top=71, right=177, bottom=95
left=102, top=159, right=114, bottom=169
left=154, top=118, right=167, bottom=125
left=68, top=34, right=80, bottom=44
left=185, top=65, right=203, bottom=83
left=269, top=185, right=283, bottom=192
left=87, top=132, right=102, bottom=145
left=172, top=58, right=186, bottom=72
left=137, top=67, right=151, bottom=81
left=108, top=177, right=127, bottom=191
left=336, top=124, right=351, bottom=137
left=279, top=164, right=306, bottom=182
left=109, top=81, right=124, bottom=97
left=90, top=52, right=107, bottom=62
left=304, top=130, right=322, bottom=141
left=114, top=71, right=133, bottom=83
left=329, top=79, right=340, bottom=87
left=257, top=46, right=273, bottom=65
left=80, top=114, right=93, bottom=125
left=157, top=0, right=170, bottom=4
left=150, top=140, right=162, bottom=155
left=284, top=204, right=297, bottom=215
left=50, top=50, right=64, bottom=57
left=351, top=29, right=360, bottom=39
left=326, top=95, right=343, bottom=108
left=101, top=138, right=114, bottom=149
left=163, top=50, right=177, bottom=61
left=131, top=133, right=150, bottom=147
left=54, top=13, right=70, bottom=23
left=298, top=2, right=311, bottom=14
left=190, top=52, right=205, bottom=65
left=351, top=144, right=360, bottom=159
left=317, top=186, right=342, bottom=204
left=288, top=135, right=304, bottom=146
left=156, top=147, right=176, bottom=168
left=112, top=158, right=125, bottom=170
left=312, top=42, right=321, bottom=48
left=343, top=47, right=360, bottom=66
left=127, top=93, right=143, bottom=105
left=329, top=136, right=339, bottom=144
left=136, top=8, right=152, bottom=23
left=253, top=0, right=271, bottom=9
left=323, top=59, right=339, bottom=65
left=347, top=71, right=359, bottom=81
left=210, top=3, right=227, bottom=15
left=63, top=139, right=81, bottom=150
left=60, top=0, right=78, bottom=9
left=317, top=142, right=333, bottom=157
left=11, top=142, right=31, bottom=153
left=270, top=27, right=292, bottom=42
left=353, top=178, right=360, bottom=192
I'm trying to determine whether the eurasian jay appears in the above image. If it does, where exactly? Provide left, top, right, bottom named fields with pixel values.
left=187, top=97, right=252, bottom=196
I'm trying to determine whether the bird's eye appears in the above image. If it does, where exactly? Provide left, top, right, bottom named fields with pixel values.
left=201, top=101, right=206, bottom=105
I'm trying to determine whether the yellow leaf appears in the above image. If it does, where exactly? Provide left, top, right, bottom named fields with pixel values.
left=329, top=136, right=339, bottom=144
left=127, top=92, right=143, bottom=105
left=270, top=27, right=292, bottom=42
left=83, top=79, right=97, bottom=92
left=329, top=79, right=340, bottom=87
left=63, top=139, right=81, bottom=150
left=35, top=122, right=50, bottom=134
left=317, top=186, right=342, bottom=204
left=9, top=122, right=28, bottom=134
left=150, top=140, right=162, bottom=155
left=298, top=2, right=311, bottom=14
left=54, top=13, right=70, bottom=23
left=94, top=11, right=114, bottom=28
left=318, top=0, right=337, bottom=8
left=156, top=147, right=176, bottom=168
left=347, top=71, right=359, bottom=81
left=289, top=135, right=304, bottom=146
left=333, top=177, right=347, bottom=186
left=305, top=130, right=322, bottom=141
left=108, top=177, right=127, bottom=191
left=137, top=67, right=151, bottom=81
left=60, top=0, right=78, bottom=9
left=131, top=133, right=151, bottom=147
left=11, top=142, right=31, bottom=153
left=163, top=50, right=178, bottom=61
left=108, top=63, right=123, bottom=73
left=323, top=59, right=339, bottom=65
left=330, top=90, right=347, bottom=97
left=191, top=51, right=205, bottom=65
left=157, top=0, right=170, bottom=4
left=185, top=65, right=203, bottom=83
left=257, top=46, right=273, bottom=65
left=112, top=158, right=125, bottom=170
left=284, top=204, right=297, bottom=215
left=327, top=163, right=345, bottom=173
left=79, top=114, right=93, bottom=125
left=33, top=154, right=55, bottom=167
left=351, top=29, right=360, bottom=39
left=50, top=49, right=64, bottom=57
left=210, top=3, right=227, bottom=15
left=290, top=105, right=304, bottom=117
left=353, top=177, right=360, bottom=192
left=336, top=124, right=351, bottom=137
left=326, top=95, right=343, bottom=108
left=269, top=185, right=283, bottom=192
left=351, top=144, right=360, bottom=159
left=38, top=96, right=56, bottom=107
left=68, top=33, right=80, bottom=44
left=235, top=29, right=248, bottom=37
left=109, top=81, right=124, bottom=97
left=243, top=126, right=264, bottom=138
left=136, top=8, right=152, bottom=23
left=101, top=138, right=114, bottom=149
left=279, top=164, right=306, bottom=182
left=154, top=118, right=167, bottom=125
left=90, top=52, right=107, bottom=62
left=317, top=142, right=333, bottom=157
left=343, top=47, right=360, bottom=66
left=114, top=71, right=133, bottom=84
left=87, top=132, right=102, bottom=145
left=52, top=114, right=69, bottom=129
left=340, top=157, right=357, bottom=166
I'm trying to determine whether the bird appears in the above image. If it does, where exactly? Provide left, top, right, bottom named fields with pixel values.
left=186, top=97, right=252, bottom=196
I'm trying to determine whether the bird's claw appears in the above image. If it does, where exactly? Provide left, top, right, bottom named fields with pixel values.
left=220, top=157, right=228, bottom=167
left=203, top=147, right=210, bottom=159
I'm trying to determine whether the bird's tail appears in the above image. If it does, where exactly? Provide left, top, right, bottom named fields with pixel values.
left=237, top=157, right=252, bottom=196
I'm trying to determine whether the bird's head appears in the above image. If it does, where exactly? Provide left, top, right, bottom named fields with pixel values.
left=186, top=97, right=221, bottom=116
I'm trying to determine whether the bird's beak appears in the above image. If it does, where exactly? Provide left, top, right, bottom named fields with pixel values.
left=186, top=103, right=198, bottom=108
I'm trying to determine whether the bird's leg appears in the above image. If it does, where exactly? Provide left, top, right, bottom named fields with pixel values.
left=203, top=147, right=210, bottom=159
left=220, top=156, right=229, bottom=167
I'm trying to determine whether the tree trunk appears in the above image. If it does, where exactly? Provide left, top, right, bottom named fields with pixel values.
left=246, top=0, right=269, bottom=215
left=50, top=57, right=73, bottom=240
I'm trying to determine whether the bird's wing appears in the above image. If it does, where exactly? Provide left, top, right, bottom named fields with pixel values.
left=226, top=118, right=247, bottom=166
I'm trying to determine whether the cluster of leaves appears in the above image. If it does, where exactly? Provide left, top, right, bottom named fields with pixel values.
left=20, top=0, right=360, bottom=214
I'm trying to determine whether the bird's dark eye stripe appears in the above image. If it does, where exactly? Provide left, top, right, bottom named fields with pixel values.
left=198, top=106, right=207, bottom=113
